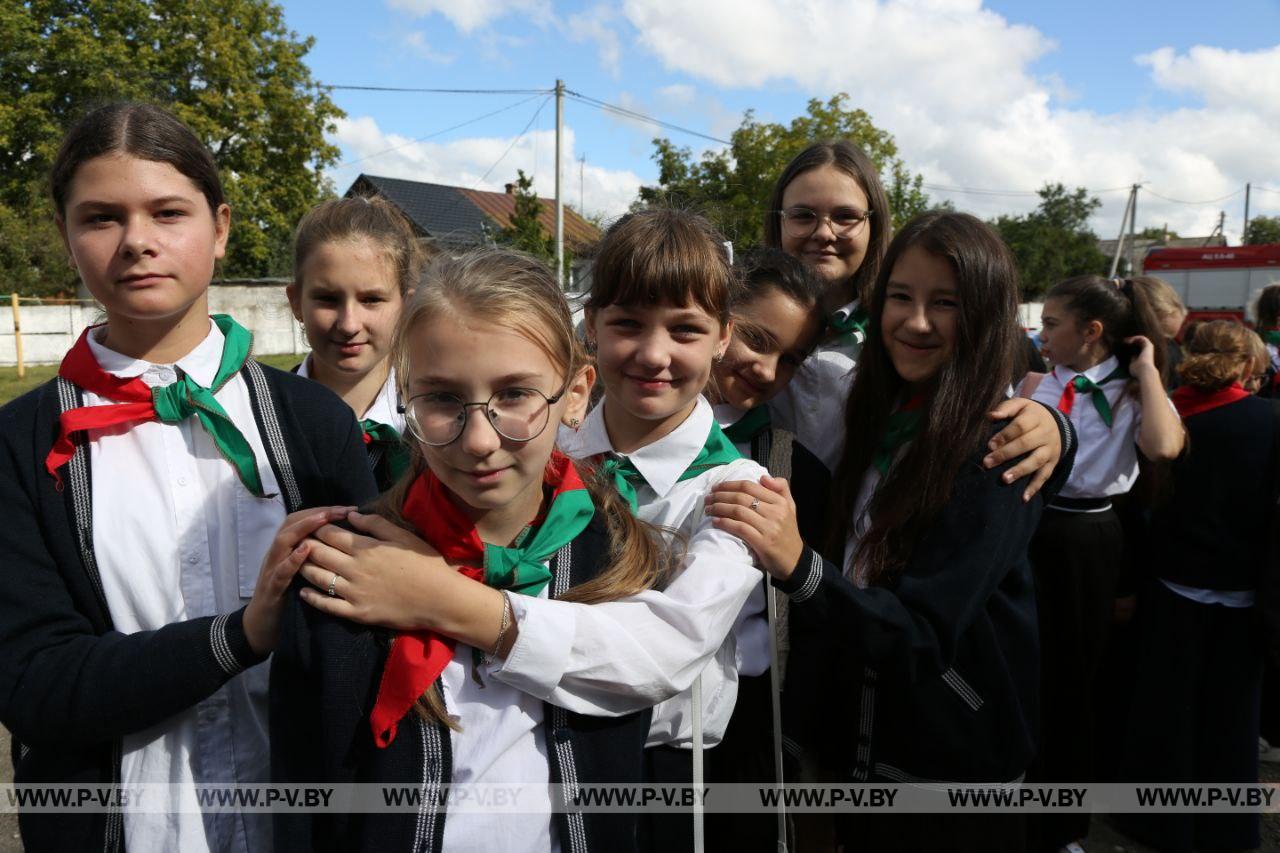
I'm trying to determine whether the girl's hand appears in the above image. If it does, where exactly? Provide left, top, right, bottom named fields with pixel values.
left=1125, top=335, right=1158, bottom=376
left=985, top=397, right=1062, bottom=502
left=704, top=476, right=804, bottom=580
left=243, top=506, right=356, bottom=655
left=296, top=511, right=455, bottom=631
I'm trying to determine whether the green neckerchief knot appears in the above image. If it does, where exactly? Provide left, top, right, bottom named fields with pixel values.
left=1070, top=365, right=1129, bottom=428
left=872, top=393, right=927, bottom=476
left=151, top=314, right=266, bottom=497
left=480, top=483, right=595, bottom=596
left=722, top=406, right=771, bottom=445
left=360, top=419, right=411, bottom=482
left=1264, top=330, right=1280, bottom=346
left=600, top=421, right=744, bottom=511
left=827, top=303, right=869, bottom=344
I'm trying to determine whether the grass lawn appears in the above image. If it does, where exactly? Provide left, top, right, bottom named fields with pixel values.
left=0, top=352, right=303, bottom=406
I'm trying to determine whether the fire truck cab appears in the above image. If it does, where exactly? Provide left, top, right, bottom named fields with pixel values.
left=1142, top=244, right=1280, bottom=324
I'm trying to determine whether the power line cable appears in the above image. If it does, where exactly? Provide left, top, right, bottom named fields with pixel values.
left=327, top=85, right=552, bottom=95
left=564, top=90, right=732, bottom=146
left=333, top=95, right=545, bottom=170
left=1143, top=187, right=1245, bottom=205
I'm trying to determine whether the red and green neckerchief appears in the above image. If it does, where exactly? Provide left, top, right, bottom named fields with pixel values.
left=46, top=314, right=268, bottom=496
left=872, top=392, right=927, bottom=476
left=360, top=419, right=410, bottom=482
left=721, top=406, right=771, bottom=445
left=1054, top=364, right=1129, bottom=428
left=597, top=421, right=743, bottom=511
left=1170, top=382, right=1249, bottom=419
left=369, top=451, right=595, bottom=748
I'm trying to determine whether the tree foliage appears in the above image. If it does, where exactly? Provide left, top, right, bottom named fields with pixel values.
left=0, top=0, right=343, bottom=294
left=1245, top=215, right=1280, bottom=246
left=990, top=184, right=1109, bottom=298
left=500, top=170, right=554, bottom=260
left=636, top=94, right=936, bottom=250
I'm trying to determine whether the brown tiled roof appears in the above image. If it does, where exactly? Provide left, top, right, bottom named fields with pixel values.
left=458, top=187, right=599, bottom=252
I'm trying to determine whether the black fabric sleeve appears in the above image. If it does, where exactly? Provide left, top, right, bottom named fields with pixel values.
left=775, top=452, right=1058, bottom=686
left=0, top=439, right=266, bottom=748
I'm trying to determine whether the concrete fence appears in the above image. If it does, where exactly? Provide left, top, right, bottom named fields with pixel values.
left=1, top=280, right=309, bottom=367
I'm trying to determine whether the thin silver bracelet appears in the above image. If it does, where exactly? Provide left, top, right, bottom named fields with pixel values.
left=485, top=591, right=513, bottom=665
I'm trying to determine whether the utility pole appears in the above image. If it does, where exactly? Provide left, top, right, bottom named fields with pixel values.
left=554, top=79, right=565, bottom=290
left=1128, top=183, right=1139, bottom=276
left=1244, top=183, right=1252, bottom=244
left=1109, top=184, right=1138, bottom=278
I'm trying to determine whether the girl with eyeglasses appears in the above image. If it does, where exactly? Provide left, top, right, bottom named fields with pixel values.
left=765, top=141, right=1065, bottom=493
left=287, top=196, right=427, bottom=491
left=271, top=248, right=680, bottom=852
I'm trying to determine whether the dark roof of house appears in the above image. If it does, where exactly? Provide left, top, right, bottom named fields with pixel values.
left=346, top=174, right=599, bottom=251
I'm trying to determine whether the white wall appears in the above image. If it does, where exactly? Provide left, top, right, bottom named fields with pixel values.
left=0, top=282, right=309, bottom=367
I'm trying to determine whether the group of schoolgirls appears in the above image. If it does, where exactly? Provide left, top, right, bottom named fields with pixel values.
left=0, top=102, right=1094, bottom=853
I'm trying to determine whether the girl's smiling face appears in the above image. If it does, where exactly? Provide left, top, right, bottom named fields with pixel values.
left=57, top=152, right=229, bottom=324
left=588, top=300, right=731, bottom=446
left=714, top=287, right=821, bottom=410
left=881, top=244, right=960, bottom=386
left=779, top=164, right=872, bottom=292
left=288, top=238, right=404, bottom=381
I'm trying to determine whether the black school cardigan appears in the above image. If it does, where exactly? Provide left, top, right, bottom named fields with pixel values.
left=780, top=415, right=1076, bottom=784
left=0, top=361, right=378, bottom=853
left=1152, top=395, right=1280, bottom=592
left=270, top=513, right=653, bottom=853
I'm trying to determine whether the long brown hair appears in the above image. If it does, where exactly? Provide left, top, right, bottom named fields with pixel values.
left=377, top=248, right=673, bottom=727
left=827, top=211, right=1022, bottom=584
left=762, top=140, right=892, bottom=306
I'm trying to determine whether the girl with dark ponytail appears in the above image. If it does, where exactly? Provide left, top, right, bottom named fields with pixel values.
left=1023, top=274, right=1185, bottom=852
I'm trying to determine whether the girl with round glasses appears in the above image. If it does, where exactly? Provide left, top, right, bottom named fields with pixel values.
left=764, top=141, right=1066, bottom=496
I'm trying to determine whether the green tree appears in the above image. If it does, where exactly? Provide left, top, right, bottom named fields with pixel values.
left=990, top=184, right=1108, bottom=299
left=498, top=170, right=574, bottom=281
left=0, top=0, right=343, bottom=294
left=636, top=94, right=936, bottom=250
left=1138, top=225, right=1180, bottom=241
left=500, top=170, right=554, bottom=260
left=1245, top=216, right=1280, bottom=246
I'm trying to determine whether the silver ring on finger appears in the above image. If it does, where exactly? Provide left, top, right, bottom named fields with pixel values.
left=326, top=572, right=340, bottom=597
left=750, top=498, right=760, bottom=512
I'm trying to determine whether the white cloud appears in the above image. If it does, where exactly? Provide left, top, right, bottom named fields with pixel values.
left=328, top=115, right=644, bottom=221
left=564, top=5, right=624, bottom=76
left=401, top=31, right=455, bottom=63
left=387, top=0, right=551, bottom=34
left=614, top=0, right=1279, bottom=241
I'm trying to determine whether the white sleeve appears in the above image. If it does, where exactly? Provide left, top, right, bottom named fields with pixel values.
left=491, top=462, right=766, bottom=716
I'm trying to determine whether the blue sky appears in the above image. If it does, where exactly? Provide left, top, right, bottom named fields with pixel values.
left=277, top=0, right=1280, bottom=241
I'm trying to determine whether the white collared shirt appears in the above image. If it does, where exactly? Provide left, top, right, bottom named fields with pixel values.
left=85, top=321, right=284, bottom=853
left=710, top=402, right=775, bottom=677
left=439, top=597, right=558, bottom=853
left=494, top=397, right=766, bottom=747
left=296, top=355, right=405, bottom=432
left=1030, top=355, right=1174, bottom=500
left=768, top=299, right=861, bottom=471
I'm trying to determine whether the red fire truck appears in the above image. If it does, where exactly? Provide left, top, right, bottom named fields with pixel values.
left=1142, top=244, right=1280, bottom=323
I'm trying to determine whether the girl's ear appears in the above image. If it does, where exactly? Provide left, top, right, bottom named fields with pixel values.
left=1083, top=318, right=1104, bottom=344
left=285, top=282, right=304, bottom=323
left=212, top=203, right=231, bottom=261
left=716, top=317, right=735, bottom=360
left=562, top=363, right=596, bottom=426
